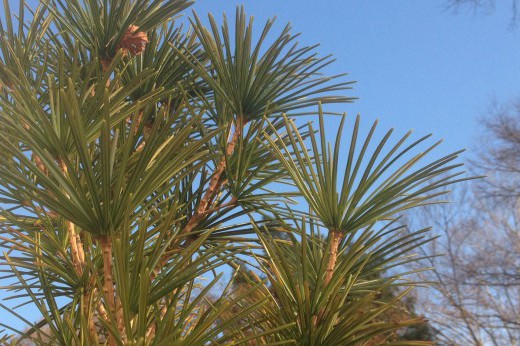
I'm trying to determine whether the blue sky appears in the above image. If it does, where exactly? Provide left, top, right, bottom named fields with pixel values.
left=191, top=0, right=520, bottom=160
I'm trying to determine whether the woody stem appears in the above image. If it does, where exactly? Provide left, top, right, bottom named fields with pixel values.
left=99, top=235, right=118, bottom=346
left=150, top=118, right=245, bottom=281
left=324, top=230, right=343, bottom=287
left=181, top=118, right=245, bottom=237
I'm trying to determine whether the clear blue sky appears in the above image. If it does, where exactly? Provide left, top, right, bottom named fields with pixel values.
left=2, top=0, right=520, bottom=330
left=191, top=0, right=520, bottom=160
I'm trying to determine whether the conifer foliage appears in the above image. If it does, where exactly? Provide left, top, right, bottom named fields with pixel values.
left=0, top=1, right=465, bottom=344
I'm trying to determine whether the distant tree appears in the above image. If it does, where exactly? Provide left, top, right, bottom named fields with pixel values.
left=409, top=107, right=520, bottom=345
left=475, top=101, right=520, bottom=201
left=445, top=0, right=520, bottom=25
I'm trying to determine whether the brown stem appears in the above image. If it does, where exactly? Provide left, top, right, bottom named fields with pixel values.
left=66, top=222, right=84, bottom=275
left=135, top=104, right=172, bottom=154
left=324, top=230, right=343, bottom=287
left=145, top=296, right=172, bottom=341
left=96, top=301, right=109, bottom=326
left=182, top=118, right=244, bottom=237
left=202, top=198, right=237, bottom=217
left=58, top=159, right=86, bottom=275
left=99, top=236, right=117, bottom=346
left=115, top=297, right=126, bottom=342
left=75, top=232, right=85, bottom=263
left=58, top=158, right=93, bottom=342
left=131, top=109, right=145, bottom=135
left=100, top=59, right=112, bottom=73
left=149, top=198, right=238, bottom=282
left=150, top=120, right=244, bottom=280
left=145, top=323, right=156, bottom=342
left=147, top=118, right=245, bottom=339
left=85, top=285, right=99, bottom=344
left=315, top=229, right=344, bottom=326
left=32, top=153, right=48, bottom=175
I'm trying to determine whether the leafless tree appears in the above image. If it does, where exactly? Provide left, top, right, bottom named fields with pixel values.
left=445, top=0, right=519, bottom=25
left=407, top=106, right=520, bottom=345
left=476, top=100, right=520, bottom=202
